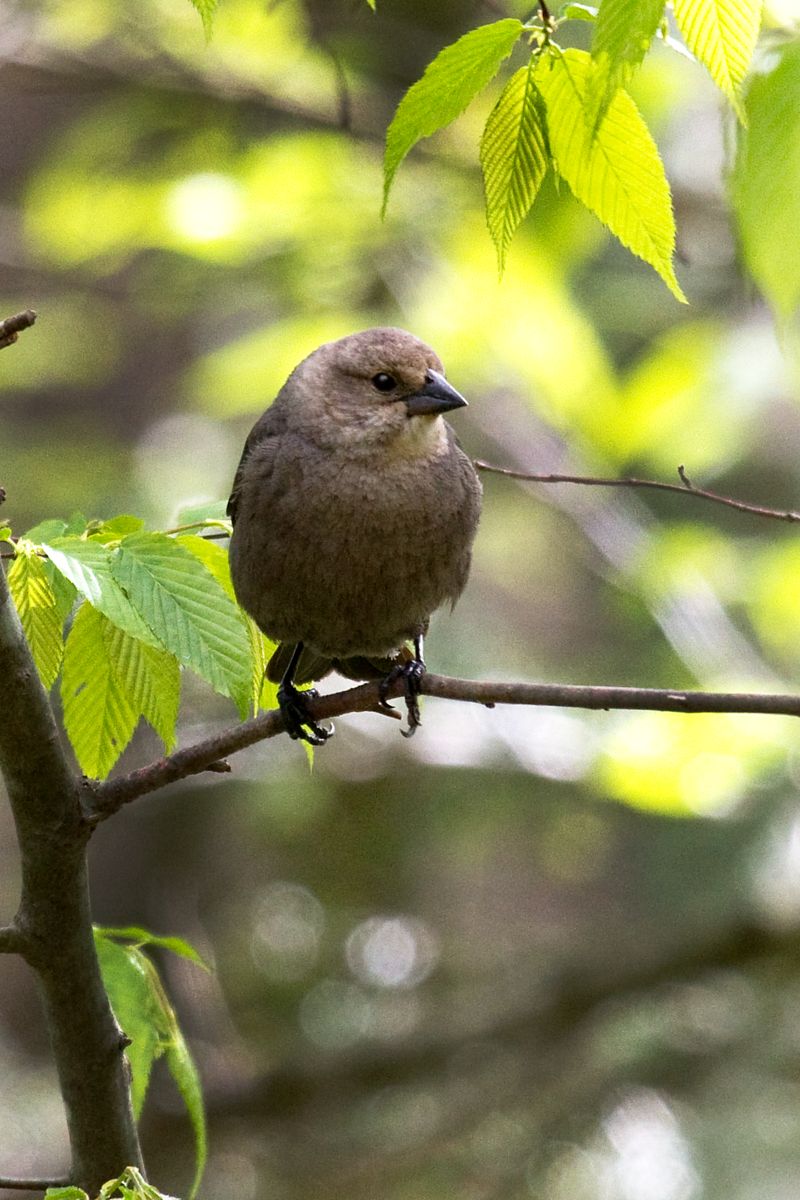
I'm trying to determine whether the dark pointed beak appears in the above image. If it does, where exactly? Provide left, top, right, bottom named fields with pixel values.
left=404, top=369, right=468, bottom=416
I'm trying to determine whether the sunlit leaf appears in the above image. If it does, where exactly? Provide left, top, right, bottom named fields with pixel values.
left=112, top=532, right=251, bottom=716
left=535, top=48, right=686, bottom=301
left=102, top=622, right=180, bottom=752
left=586, top=0, right=666, bottom=131
left=44, top=537, right=163, bottom=649
left=672, top=0, right=761, bottom=120
left=383, top=19, right=524, bottom=212
left=8, top=541, right=63, bottom=689
left=87, top=515, right=146, bottom=543
left=480, top=62, right=549, bottom=273
left=188, top=0, right=217, bottom=41
left=44, top=1190, right=89, bottom=1200
left=94, top=931, right=164, bottom=1118
left=730, top=41, right=800, bottom=317
left=165, top=1028, right=207, bottom=1200
left=96, top=925, right=211, bottom=970
left=61, top=604, right=140, bottom=778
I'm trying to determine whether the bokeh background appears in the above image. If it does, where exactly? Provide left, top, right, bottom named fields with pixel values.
left=4, top=1, right=800, bottom=1197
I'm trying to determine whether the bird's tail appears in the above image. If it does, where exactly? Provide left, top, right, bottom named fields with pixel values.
left=266, top=642, right=412, bottom=685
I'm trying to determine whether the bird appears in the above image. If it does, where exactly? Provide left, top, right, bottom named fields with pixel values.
left=227, top=327, right=482, bottom=744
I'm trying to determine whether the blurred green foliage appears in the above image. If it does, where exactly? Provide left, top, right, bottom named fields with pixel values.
left=4, top=0, right=800, bottom=1198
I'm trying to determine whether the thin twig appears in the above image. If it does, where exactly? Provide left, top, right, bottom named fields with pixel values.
left=86, top=672, right=800, bottom=818
left=0, top=1178, right=70, bottom=1192
left=0, top=309, right=36, bottom=351
left=475, top=459, right=800, bottom=525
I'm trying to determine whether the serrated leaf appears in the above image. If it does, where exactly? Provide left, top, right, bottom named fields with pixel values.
left=245, top=613, right=279, bottom=715
left=383, top=18, right=524, bottom=212
left=480, top=61, right=549, bottom=273
left=188, top=0, right=216, bottom=40
left=176, top=534, right=235, bottom=598
left=730, top=41, right=800, bottom=317
left=587, top=0, right=666, bottom=131
left=8, top=541, right=64, bottom=689
left=43, top=559, right=78, bottom=624
left=102, top=622, right=180, bottom=751
left=61, top=604, right=140, bottom=778
left=112, top=532, right=251, bottom=716
left=95, top=931, right=165, bottom=1118
left=96, top=925, right=211, bottom=970
left=23, top=517, right=68, bottom=542
left=672, top=0, right=761, bottom=120
left=535, top=48, right=686, bottom=301
left=44, top=537, right=163, bottom=649
left=165, top=1028, right=207, bottom=1200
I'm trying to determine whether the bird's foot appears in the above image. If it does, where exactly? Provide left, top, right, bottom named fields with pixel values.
left=277, top=682, right=333, bottom=746
left=379, top=656, right=425, bottom=738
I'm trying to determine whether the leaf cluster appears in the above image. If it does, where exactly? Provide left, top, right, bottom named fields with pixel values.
left=6, top=508, right=277, bottom=780
left=380, top=1, right=769, bottom=300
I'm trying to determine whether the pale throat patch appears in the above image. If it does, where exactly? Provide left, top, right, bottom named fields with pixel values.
left=392, top=414, right=449, bottom=460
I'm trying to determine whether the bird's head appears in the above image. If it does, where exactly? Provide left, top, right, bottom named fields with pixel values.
left=286, top=327, right=467, bottom=456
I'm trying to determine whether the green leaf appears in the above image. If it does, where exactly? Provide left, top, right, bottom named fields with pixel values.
left=96, top=928, right=207, bottom=1199
left=165, top=1029, right=207, bottom=1200
left=562, top=3, right=598, bottom=19
left=96, top=925, right=211, bottom=970
left=586, top=0, right=666, bottom=131
left=188, top=0, right=216, bottom=41
left=61, top=604, right=140, bottom=778
left=174, top=498, right=230, bottom=527
left=43, top=559, right=79, bottom=624
left=672, top=0, right=761, bottom=120
left=111, top=532, right=251, bottom=716
left=44, top=1190, right=89, bottom=1199
left=383, top=19, right=524, bottom=212
left=0, top=525, right=12, bottom=541
left=23, top=517, right=68, bottom=542
left=246, top=614, right=279, bottom=716
left=480, top=61, right=549, bottom=273
left=730, top=41, right=800, bottom=317
left=365, top=0, right=376, bottom=8
left=8, top=541, right=64, bottom=689
left=102, top=622, right=181, bottom=752
left=88, top=515, right=147, bottom=543
left=176, top=534, right=235, bottom=599
left=43, top=537, right=163, bottom=649
left=535, top=48, right=686, bottom=301
left=95, top=931, right=165, bottom=1118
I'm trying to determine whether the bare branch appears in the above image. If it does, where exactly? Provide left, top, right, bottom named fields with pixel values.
left=0, top=1177, right=70, bottom=1192
left=475, top=458, right=800, bottom=525
left=0, top=309, right=36, bottom=351
left=88, top=672, right=800, bottom=818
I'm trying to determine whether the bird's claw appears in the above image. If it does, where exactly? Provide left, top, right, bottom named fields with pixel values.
left=379, top=658, right=425, bottom=738
left=277, top=684, right=334, bottom=746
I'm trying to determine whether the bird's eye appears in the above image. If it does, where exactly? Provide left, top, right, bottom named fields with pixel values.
left=371, top=372, right=398, bottom=393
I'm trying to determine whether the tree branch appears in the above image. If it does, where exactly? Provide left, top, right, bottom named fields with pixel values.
left=0, top=1177, right=70, bottom=1192
left=0, top=562, right=144, bottom=1190
left=0, top=309, right=36, bottom=351
left=475, top=458, right=800, bottom=525
left=88, top=673, right=800, bottom=817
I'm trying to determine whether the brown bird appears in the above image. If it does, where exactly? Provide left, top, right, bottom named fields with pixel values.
left=227, top=327, right=482, bottom=744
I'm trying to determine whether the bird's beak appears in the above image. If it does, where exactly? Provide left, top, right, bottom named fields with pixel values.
left=404, top=369, right=468, bottom=416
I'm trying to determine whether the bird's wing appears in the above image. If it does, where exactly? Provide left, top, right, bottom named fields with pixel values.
left=226, top=403, right=287, bottom=526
